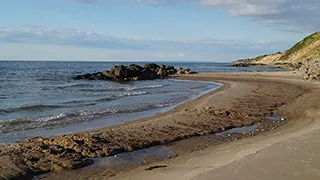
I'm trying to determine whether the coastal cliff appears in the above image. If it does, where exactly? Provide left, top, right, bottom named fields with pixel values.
left=233, top=32, right=320, bottom=80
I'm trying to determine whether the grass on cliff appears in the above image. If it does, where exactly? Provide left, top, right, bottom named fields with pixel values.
left=280, top=32, right=320, bottom=61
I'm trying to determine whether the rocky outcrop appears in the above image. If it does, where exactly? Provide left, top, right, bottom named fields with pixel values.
left=176, top=67, right=196, bottom=74
left=232, top=61, right=266, bottom=67
left=74, top=64, right=196, bottom=81
left=299, top=59, right=320, bottom=80
left=232, top=32, right=320, bottom=81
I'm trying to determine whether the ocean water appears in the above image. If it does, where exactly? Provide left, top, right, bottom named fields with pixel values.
left=0, top=61, right=282, bottom=144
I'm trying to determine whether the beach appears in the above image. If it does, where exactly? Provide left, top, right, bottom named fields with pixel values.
left=1, top=71, right=319, bottom=180
left=105, top=72, right=320, bottom=180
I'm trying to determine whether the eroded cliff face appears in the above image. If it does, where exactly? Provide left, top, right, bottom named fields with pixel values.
left=251, top=52, right=283, bottom=64
left=234, top=32, right=320, bottom=65
left=233, top=32, right=320, bottom=80
left=279, top=32, right=320, bottom=63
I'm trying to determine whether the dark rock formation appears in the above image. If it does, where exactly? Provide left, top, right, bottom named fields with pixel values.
left=74, top=63, right=196, bottom=81
left=176, top=67, right=196, bottom=74
left=232, top=60, right=266, bottom=67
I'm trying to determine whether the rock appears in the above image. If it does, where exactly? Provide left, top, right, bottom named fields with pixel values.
left=167, top=68, right=177, bottom=75
left=111, top=65, right=127, bottom=78
left=144, top=63, right=160, bottom=70
left=232, top=61, right=250, bottom=67
left=299, top=59, right=320, bottom=80
left=160, top=65, right=167, bottom=69
left=74, top=63, right=196, bottom=82
left=126, top=64, right=143, bottom=77
left=157, top=68, right=168, bottom=78
left=278, top=59, right=319, bottom=81
left=167, top=65, right=175, bottom=70
left=0, top=156, right=33, bottom=180
left=127, top=64, right=143, bottom=71
left=177, top=67, right=196, bottom=75
left=184, top=68, right=191, bottom=74
left=232, top=61, right=266, bottom=67
left=102, top=71, right=114, bottom=80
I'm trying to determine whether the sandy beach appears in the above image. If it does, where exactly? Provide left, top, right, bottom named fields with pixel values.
left=105, top=72, right=320, bottom=180
left=1, top=71, right=319, bottom=180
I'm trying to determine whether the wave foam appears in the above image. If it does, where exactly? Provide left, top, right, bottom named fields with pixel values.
left=126, top=85, right=164, bottom=91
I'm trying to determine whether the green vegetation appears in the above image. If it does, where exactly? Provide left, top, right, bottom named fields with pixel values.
left=233, top=32, right=320, bottom=65
left=280, top=32, right=320, bottom=61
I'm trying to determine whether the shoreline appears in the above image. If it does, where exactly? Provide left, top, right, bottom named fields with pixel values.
left=0, top=79, right=222, bottom=145
left=1, top=71, right=318, bottom=180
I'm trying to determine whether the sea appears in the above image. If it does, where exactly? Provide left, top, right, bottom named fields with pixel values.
left=0, top=61, right=282, bottom=144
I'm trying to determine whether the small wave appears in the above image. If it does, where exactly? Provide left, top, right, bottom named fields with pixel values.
left=0, top=109, right=8, bottom=115
left=126, top=85, right=164, bottom=91
left=79, top=89, right=109, bottom=93
left=61, top=100, right=87, bottom=105
left=0, top=102, right=176, bottom=133
left=0, top=119, right=33, bottom=126
left=95, top=97, right=115, bottom=102
left=34, top=113, right=68, bottom=123
left=154, top=102, right=177, bottom=108
left=4, top=104, right=62, bottom=113
left=36, top=78, right=51, bottom=81
left=57, top=83, right=92, bottom=90
left=117, top=91, right=147, bottom=97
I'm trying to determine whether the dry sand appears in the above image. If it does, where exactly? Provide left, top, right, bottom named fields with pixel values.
left=1, top=71, right=319, bottom=180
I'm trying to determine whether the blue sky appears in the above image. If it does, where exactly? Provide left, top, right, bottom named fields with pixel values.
left=0, top=0, right=319, bottom=61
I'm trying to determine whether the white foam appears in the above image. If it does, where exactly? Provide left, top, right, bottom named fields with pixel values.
left=117, top=91, right=147, bottom=97
left=126, top=85, right=164, bottom=91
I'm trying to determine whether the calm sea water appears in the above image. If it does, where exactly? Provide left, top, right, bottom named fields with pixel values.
left=0, top=61, right=282, bottom=143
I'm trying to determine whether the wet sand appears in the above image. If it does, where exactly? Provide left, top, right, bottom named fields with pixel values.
left=1, top=71, right=319, bottom=180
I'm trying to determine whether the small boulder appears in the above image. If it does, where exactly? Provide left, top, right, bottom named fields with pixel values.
left=111, top=65, right=127, bottom=78
left=157, top=68, right=168, bottom=78
left=144, top=63, right=160, bottom=70
left=126, top=64, right=143, bottom=77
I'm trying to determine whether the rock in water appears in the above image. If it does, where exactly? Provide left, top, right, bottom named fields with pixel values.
left=111, top=65, right=127, bottom=78
left=74, top=63, right=196, bottom=82
left=157, top=67, right=167, bottom=78
left=144, top=63, right=160, bottom=70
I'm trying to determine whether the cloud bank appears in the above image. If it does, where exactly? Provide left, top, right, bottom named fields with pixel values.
left=68, top=0, right=320, bottom=32
left=202, top=0, right=320, bottom=31
left=0, top=27, right=275, bottom=50
left=0, top=27, right=285, bottom=61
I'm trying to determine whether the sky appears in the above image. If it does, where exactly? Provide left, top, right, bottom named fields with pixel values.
left=0, top=0, right=319, bottom=62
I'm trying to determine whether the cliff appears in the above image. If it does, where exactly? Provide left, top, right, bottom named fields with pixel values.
left=233, top=32, right=320, bottom=80
left=234, top=32, right=320, bottom=65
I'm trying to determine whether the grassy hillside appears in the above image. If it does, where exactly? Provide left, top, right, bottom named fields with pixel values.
left=279, top=32, right=320, bottom=62
left=236, top=32, right=320, bottom=64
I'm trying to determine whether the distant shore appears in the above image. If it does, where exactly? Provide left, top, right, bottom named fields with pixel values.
left=1, top=71, right=319, bottom=180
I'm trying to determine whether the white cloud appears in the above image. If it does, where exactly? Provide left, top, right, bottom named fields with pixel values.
left=200, top=0, right=320, bottom=31
left=206, top=0, right=320, bottom=31
left=0, top=27, right=288, bottom=61
left=201, top=0, right=286, bottom=15
left=0, top=27, right=273, bottom=49
left=68, top=0, right=320, bottom=32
